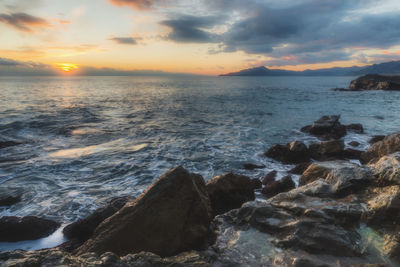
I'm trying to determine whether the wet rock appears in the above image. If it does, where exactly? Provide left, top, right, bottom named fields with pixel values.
left=262, top=170, right=277, bottom=185
left=309, top=140, right=345, bottom=161
left=369, top=135, right=385, bottom=144
left=265, top=141, right=310, bottom=164
left=289, top=161, right=312, bottom=175
left=251, top=178, right=262, bottom=189
left=343, top=148, right=363, bottom=160
left=63, top=196, right=135, bottom=248
left=361, top=133, right=400, bottom=164
left=301, top=115, right=347, bottom=140
left=349, top=141, right=361, bottom=147
left=206, top=172, right=254, bottom=216
left=349, top=74, right=400, bottom=91
left=346, top=124, right=364, bottom=134
left=243, top=163, right=265, bottom=170
left=370, top=152, right=400, bottom=185
left=0, top=141, right=21, bottom=149
left=0, top=189, right=22, bottom=207
left=261, top=176, right=295, bottom=198
left=0, top=216, right=60, bottom=242
left=300, top=161, right=373, bottom=195
left=77, top=166, right=213, bottom=257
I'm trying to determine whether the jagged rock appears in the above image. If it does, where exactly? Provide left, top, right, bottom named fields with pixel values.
left=206, top=172, right=254, bottom=216
left=261, top=176, right=295, bottom=198
left=300, top=161, right=373, bottom=195
left=349, top=74, right=400, bottom=91
left=370, top=152, right=400, bottom=185
left=349, top=141, right=361, bottom=147
left=289, top=161, right=312, bottom=175
left=346, top=124, right=364, bottom=134
left=383, top=232, right=400, bottom=262
left=361, top=133, right=400, bottom=164
left=262, top=170, right=277, bottom=185
left=309, top=140, right=345, bottom=161
left=301, top=115, right=347, bottom=140
left=62, top=196, right=135, bottom=250
left=76, top=166, right=213, bottom=257
left=0, top=216, right=60, bottom=242
left=365, top=186, right=400, bottom=227
left=243, top=163, right=265, bottom=170
left=369, top=135, right=385, bottom=144
left=265, top=141, right=310, bottom=164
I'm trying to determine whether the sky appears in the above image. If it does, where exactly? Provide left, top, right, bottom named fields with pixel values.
left=1, top=0, right=400, bottom=75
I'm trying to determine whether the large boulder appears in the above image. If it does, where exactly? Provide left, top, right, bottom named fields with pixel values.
left=300, top=161, right=373, bottom=195
left=309, top=140, right=345, bottom=161
left=0, top=216, right=60, bottom=242
left=301, top=115, right=347, bottom=140
left=76, top=166, right=213, bottom=257
left=265, top=141, right=310, bottom=164
left=360, top=133, right=400, bottom=164
left=261, top=176, right=295, bottom=198
left=206, top=172, right=255, bottom=216
left=370, top=152, right=400, bottom=185
left=63, top=196, right=134, bottom=244
left=349, top=74, right=400, bottom=91
left=364, top=186, right=400, bottom=226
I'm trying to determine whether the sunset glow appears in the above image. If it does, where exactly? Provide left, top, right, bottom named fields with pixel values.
left=57, top=63, right=78, bottom=73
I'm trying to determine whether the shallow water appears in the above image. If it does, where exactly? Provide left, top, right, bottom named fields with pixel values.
left=0, top=75, right=399, bottom=229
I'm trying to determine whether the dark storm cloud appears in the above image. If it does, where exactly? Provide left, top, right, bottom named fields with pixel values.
left=0, top=12, right=50, bottom=32
left=161, top=15, right=223, bottom=43
left=109, top=37, right=139, bottom=45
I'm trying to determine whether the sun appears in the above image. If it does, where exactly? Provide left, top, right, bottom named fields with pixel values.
left=56, top=63, right=78, bottom=73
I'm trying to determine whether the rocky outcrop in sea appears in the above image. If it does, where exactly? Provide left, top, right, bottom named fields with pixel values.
left=1, top=115, right=400, bottom=266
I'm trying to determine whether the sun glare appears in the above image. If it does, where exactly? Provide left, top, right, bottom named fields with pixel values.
left=56, top=63, right=78, bottom=73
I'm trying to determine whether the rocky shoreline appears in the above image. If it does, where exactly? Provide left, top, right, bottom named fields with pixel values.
left=333, top=74, right=400, bottom=91
left=1, top=115, right=400, bottom=266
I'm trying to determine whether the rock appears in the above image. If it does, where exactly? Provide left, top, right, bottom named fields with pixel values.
left=365, top=186, right=400, bottom=226
left=360, top=133, right=400, bottom=164
left=265, top=141, right=310, bottom=164
left=262, top=170, right=277, bottom=185
left=369, top=135, right=385, bottom=144
left=250, top=178, right=262, bottom=189
left=261, top=176, right=295, bottom=198
left=346, top=124, right=364, bottom=134
left=243, top=163, right=265, bottom=170
left=309, top=140, right=345, bottom=161
left=370, top=152, right=400, bottom=185
left=63, top=196, right=134, bottom=244
left=0, top=216, right=60, bottom=242
left=349, top=74, right=400, bottom=91
left=0, top=189, right=22, bottom=207
left=348, top=141, right=361, bottom=147
left=343, top=148, right=363, bottom=160
left=301, top=115, right=347, bottom=140
left=206, top=172, right=255, bottom=216
left=383, top=232, right=400, bottom=262
left=0, top=141, right=21, bottom=149
left=76, top=166, right=213, bottom=257
left=288, top=161, right=312, bottom=175
left=300, top=161, right=373, bottom=195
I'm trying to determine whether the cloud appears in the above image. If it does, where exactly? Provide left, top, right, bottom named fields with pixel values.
left=109, top=37, right=139, bottom=45
left=0, top=57, right=24, bottom=66
left=160, top=15, right=223, bottom=43
left=108, top=0, right=160, bottom=10
left=0, top=12, right=51, bottom=32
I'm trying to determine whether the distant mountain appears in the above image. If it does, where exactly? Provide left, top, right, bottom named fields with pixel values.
left=220, top=60, right=400, bottom=76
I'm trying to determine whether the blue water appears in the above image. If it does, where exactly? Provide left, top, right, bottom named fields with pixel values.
left=0, top=75, right=399, bottom=227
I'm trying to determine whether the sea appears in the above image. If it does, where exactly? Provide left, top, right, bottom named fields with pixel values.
left=0, top=75, right=399, bottom=250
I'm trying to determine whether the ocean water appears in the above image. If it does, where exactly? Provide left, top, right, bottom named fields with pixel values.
left=0, top=76, right=399, bottom=233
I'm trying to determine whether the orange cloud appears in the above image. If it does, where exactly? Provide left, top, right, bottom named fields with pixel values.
left=109, top=0, right=157, bottom=10
left=0, top=12, right=51, bottom=32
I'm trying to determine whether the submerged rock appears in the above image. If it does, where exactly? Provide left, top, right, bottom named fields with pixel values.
left=361, top=133, right=400, bottom=164
left=349, top=141, right=361, bottom=147
left=0, top=141, right=22, bottom=149
left=0, top=216, right=60, bottom=242
left=261, top=175, right=295, bottom=198
left=206, top=172, right=254, bottom=216
left=243, top=163, right=265, bottom=170
left=63, top=196, right=135, bottom=250
left=349, top=74, right=400, bottom=91
left=0, top=189, right=22, bottom=207
left=265, top=141, right=310, bottom=164
left=301, top=115, right=347, bottom=140
left=76, top=166, right=213, bottom=257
